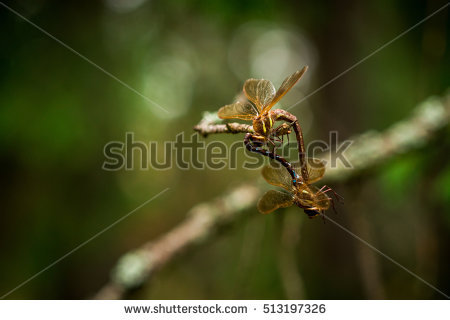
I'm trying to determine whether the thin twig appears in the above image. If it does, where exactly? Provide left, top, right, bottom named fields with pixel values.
left=194, top=122, right=254, bottom=137
left=193, top=111, right=254, bottom=137
left=94, top=91, right=450, bottom=299
left=323, top=92, right=450, bottom=182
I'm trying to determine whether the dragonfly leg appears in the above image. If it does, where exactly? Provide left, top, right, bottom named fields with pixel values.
left=287, top=132, right=290, bottom=149
left=267, top=137, right=277, bottom=153
left=319, top=185, right=344, bottom=204
left=316, top=185, right=340, bottom=214
left=329, top=198, right=339, bottom=215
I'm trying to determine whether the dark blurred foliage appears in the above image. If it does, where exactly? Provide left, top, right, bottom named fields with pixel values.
left=0, top=0, right=449, bottom=299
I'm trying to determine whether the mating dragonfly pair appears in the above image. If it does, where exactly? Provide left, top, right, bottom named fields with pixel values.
left=213, top=67, right=342, bottom=218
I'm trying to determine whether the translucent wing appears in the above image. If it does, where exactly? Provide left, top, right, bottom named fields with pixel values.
left=243, top=79, right=276, bottom=111
left=257, top=190, right=294, bottom=214
left=291, top=158, right=326, bottom=184
left=217, top=101, right=258, bottom=120
left=257, top=80, right=276, bottom=110
left=243, top=79, right=260, bottom=111
left=296, top=185, right=330, bottom=210
left=264, top=66, right=308, bottom=112
left=261, top=163, right=293, bottom=192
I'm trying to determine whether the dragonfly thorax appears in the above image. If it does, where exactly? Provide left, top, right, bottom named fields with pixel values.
left=252, top=113, right=273, bottom=137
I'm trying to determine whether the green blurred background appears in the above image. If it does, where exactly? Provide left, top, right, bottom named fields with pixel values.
left=0, top=0, right=449, bottom=299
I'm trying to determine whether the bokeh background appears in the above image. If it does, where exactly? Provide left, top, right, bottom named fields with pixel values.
left=0, top=0, right=449, bottom=299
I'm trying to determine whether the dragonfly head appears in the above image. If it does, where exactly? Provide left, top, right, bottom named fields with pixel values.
left=303, top=208, right=321, bottom=218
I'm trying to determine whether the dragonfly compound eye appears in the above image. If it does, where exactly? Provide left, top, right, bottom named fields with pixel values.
left=303, top=209, right=321, bottom=218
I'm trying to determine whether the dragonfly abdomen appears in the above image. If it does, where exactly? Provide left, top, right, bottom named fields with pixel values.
left=244, top=133, right=299, bottom=185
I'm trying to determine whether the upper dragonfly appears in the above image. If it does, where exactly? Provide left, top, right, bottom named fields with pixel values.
left=217, top=67, right=309, bottom=180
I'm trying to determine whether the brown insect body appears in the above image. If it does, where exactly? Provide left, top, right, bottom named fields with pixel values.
left=252, top=112, right=272, bottom=138
left=293, top=185, right=331, bottom=215
left=218, top=66, right=309, bottom=180
left=257, top=159, right=343, bottom=218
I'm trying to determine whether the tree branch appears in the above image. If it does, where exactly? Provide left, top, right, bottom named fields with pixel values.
left=94, top=184, right=260, bottom=299
left=323, top=93, right=450, bottom=182
left=193, top=111, right=254, bottom=137
left=94, top=91, right=450, bottom=299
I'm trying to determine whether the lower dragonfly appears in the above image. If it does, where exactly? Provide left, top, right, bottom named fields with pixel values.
left=257, top=155, right=343, bottom=218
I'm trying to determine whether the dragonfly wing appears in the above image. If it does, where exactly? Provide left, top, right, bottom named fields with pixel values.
left=257, top=80, right=276, bottom=110
left=261, top=162, right=293, bottom=192
left=257, top=190, right=294, bottom=214
left=217, top=100, right=258, bottom=120
left=243, top=79, right=276, bottom=111
left=291, top=158, right=326, bottom=184
left=264, top=66, right=308, bottom=111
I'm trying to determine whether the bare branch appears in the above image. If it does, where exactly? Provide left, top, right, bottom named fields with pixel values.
left=323, top=93, right=450, bottom=182
left=193, top=122, right=254, bottom=137
left=192, top=111, right=254, bottom=137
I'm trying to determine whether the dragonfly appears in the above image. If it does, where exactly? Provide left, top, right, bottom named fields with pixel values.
left=218, top=66, right=309, bottom=180
left=257, top=157, right=343, bottom=218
